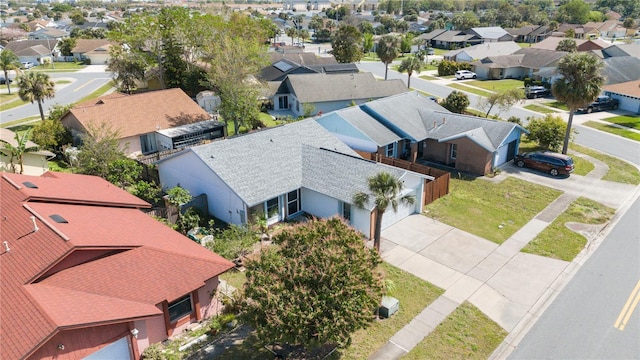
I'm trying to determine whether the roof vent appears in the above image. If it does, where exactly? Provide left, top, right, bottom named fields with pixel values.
left=23, top=181, right=38, bottom=189
left=31, top=216, right=39, bottom=232
left=2, top=241, right=9, bottom=253
left=49, top=214, right=68, bottom=224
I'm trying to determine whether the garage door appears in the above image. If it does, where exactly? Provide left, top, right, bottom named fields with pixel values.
left=83, top=336, right=131, bottom=360
left=380, top=190, right=417, bottom=230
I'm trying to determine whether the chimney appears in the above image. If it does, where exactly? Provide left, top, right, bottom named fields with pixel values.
left=2, top=241, right=9, bottom=253
left=31, top=216, right=39, bottom=233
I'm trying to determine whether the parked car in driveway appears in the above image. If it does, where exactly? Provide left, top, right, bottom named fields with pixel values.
left=525, top=86, right=549, bottom=99
left=0, top=76, right=12, bottom=85
left=455, top=70, right=477, bottom=80
left=514, top=151, right=574, bottom=176
left=577, top=95, right=619, bottom=113
left=21, top=61, right=34, bottom=69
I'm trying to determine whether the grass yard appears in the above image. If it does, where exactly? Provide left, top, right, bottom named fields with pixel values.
left=217, top=263, right=444, bottom=360
left=583, top=121, right=640, bottom=142
left=521, top=197, right=615, bottom=261
left=0, top=93, right=25, bottom=112
left=419, top=74, right=439, bottom=80
left=403, top=302, right=507, bottom=360
left=603, top=114, right=640, bottom=130
left=36, top=62, right=86, bottom=72
left=524, top=104, right=557, bottom=114
left=570, top=144, right=640, bottom=185
left=75, top=80, right=115, bottom=104
left=464, top=79, right=524, bottom=93
left=333, top=263, right=444, bottom=360
left=543, top=101, right=569, bottom=111
left=447, top=83, right=493, bottom=97
left=220, top=269, right=247, bottom=291
left=424, top=177, right=562, bottom=244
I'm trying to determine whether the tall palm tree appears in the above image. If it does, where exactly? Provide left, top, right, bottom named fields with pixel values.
left=376, top=34, right=401, bottom=80
left=16, top=71, right=56, bottom=121
left=0, top=129, right=40, bottom=174
left=285, top=27, right=297, bottom=45
left=0, top=49, right=21, bottom=95
left=353, top=172, right=416, bottom=253
left=398, top=55, right=423, bottom=89
left=552, top=52, right=604, bottom=154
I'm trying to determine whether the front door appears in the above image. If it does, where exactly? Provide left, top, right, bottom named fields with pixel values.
left=266, top=197, right=280, bottom=225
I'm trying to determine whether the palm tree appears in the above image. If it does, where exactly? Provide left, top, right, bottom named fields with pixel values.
left=552, top=52, right=604, bottom=154
left=16, top=71, right=56, bottom=121
left=353, top=172, right=416, bottom=253
left=0, top=129, right=40, bottom=174
left=398, top=55, right=423, bottom=89
left=376, top=34, right=401, bottom=80
left=0, top=49, right=21, bottom=95
left=285, top=27, right=297, bottom=45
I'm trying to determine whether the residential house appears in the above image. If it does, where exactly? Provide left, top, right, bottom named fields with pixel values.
left=60, top=88, right=224, bottom=157
left=465, top=27, right=514, bottom=43
left=601, top=43, right=640, bottom=58
left=443, top=41, right=521, bottom=62
left=472, top=48, right=567, bottom=80
left=271, top=72, right=407, bottom=117
left=0, top=128, right=54, bottom=176
left=603, top=79, right=640, bottom=113
left=583, top=20, right=627, bottom=38
left=532, top=36, right=609, bottom=52
left=414, top=28, right=448, bottom=48
left=71, top=39, right=114, bottom=64
left=317, top=91, right=527, bottom=175
left=601, top=56, right=640, bottom=85
left=4, top=39, right=58, bottom=65
left=430, top=29, right=480, bottom=49
left=0, top=171, right=234, bottom=359
left=156, top=119, right=430, bottom=237
left=28, top=27, right=68, bottom=40
left=505, top=25, right=551, bottom=44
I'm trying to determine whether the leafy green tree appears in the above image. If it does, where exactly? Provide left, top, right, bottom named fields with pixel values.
left=0, top=129, right=39, bottom=174
left=556, top=0, right=591, bottom=24
left=241, top=218, right=385, bottom=349
left=330, top=25, right=363, bottom=63
left=166, top=186, right=192, bottom=207
left=556, top=39, right=577, bottom=52
left=130, top=180, right=162, bottom=205
left=217, top=81, right=261, bottom=135
left=76, top=122, right=126, bottom=178
left=353, top=172, right=416, bottom=253
left=363, top=32, right=374, bottom=54
left=106, top=45, right=146, bottom=94
left=623, top=18, right=635, bottom=30
left=16, top=72, right=56, bottom=121
left=526, top=115, right=568, bottom=152
left=106, top=158, right=143, bottom=189
left=552, top=52, right=604, bottom=154
left=479, top=88, right=525, bottom=118
left=31, top=113, right=72, bottom=152
left=376, top=34, right=401, bottom=80
left=286, top=27, right=297, bottom=45
left=58, top=38, right=77, bottom=57
left=400, top=33, right=414, bottom=54
left=441, top=90, right=470, bottom=114
left=70, top=11, right=86, bottom=25
left=0, top=49, right=21, bottom=95
left=398, top=55, right=422, bottom=89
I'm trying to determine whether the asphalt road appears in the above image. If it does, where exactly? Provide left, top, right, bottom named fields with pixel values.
left=1, top=68, right=112, bottom=124
left=358, top=61, right=640, bottom=359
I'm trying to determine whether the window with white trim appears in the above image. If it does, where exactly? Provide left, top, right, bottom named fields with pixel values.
left=287, top=189, right=301, bottom=217
left=386, top=143, right=394, bottom=157
left=450, top=144, right=457, bottom=159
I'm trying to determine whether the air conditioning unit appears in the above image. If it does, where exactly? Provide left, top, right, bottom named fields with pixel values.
left=379, top=296, right=399, bottom=318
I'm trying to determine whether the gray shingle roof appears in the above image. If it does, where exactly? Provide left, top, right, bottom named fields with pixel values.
left=468, top=27, right=510, bottom=39
left=319, top=106, right=402, bottom=146
left=602, top=56, right=640, bottom=85
left=514, top=48, right=567, bottom=68
left=426, top=112, right=518, bottom=152
left=361, top=91, right=449, bottom=141
left=286, top=72, right=407, bottom=103
left=188, top=119, right=358, bottom=207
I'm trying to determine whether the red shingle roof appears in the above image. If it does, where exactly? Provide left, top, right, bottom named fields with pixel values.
left=65, top=88, right=211, bottom=139
left=0, top=171, right=234, bottom=359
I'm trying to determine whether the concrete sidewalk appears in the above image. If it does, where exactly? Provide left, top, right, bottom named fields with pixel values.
left=369, top=157, right=639, bottom=359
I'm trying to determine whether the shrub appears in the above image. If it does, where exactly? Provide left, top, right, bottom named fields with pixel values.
left=437, top=59, right=472, bottom=76
left=205, top=224, right=259, bottom=260
left=441, top=90, right=470, bottom=114
left=526, top=115, right=568, bottom=152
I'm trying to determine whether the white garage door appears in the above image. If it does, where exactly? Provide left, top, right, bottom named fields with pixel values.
left=380, top=190, right=417, bottom=230
left=83, top=336, right=131, bottom=360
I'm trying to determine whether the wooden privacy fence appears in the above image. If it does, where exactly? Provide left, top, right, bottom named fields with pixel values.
left=373, top=154, right=450, bottom=206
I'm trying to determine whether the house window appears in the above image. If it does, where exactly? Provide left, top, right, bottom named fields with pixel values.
left=168, top=294, right=192, bottom=322
left=341, top=202, right=351, bottom=222
left=266, top=197, right=279, bottom=219
left=278, top=96, right=288, bottom=110
left=386, top=143, right=394, bottom=157
left=140, top=133, right=156, bottom=154
left=450, top=144, right=457, bottom=159
left=296, top=101, right=300, bottom=112
left=286, top=189, right=301, bottom=217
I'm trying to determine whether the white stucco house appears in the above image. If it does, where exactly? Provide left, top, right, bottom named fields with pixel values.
left=156, top=119, right=430, bottom=238
left=0, top=128, right=54, bottom=176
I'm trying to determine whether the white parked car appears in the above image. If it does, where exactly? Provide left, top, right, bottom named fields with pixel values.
left=21, top=61, right=35, bottom=69
left=455, top=70, right=477, bottom=80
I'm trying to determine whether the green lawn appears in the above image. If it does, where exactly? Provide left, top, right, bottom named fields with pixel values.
left=220, top=269, right=247, bottom=291
left=424, top=177, right=562, bottom=244
left=75, top=80, right=115, bottom=104
left=524, top=104, right=557, bottom=114
left=464, top=79, right=524, bottom=93
left=34, top=62, right=86, bottom=72
left=217, top=263, right=444, bottom=360
left=543, top=101, right=569, bottom=111
left=603, top=114, right=640, bottom=130
left=403, top=302, right=507, bottom=360
left=0, top=93, right=26, bottom=112
left=447, top=83, right=493, bottom=97
left=570, top=144, right=640, bottom=185
left=419, top=74, right=439, bottom=80
left=583, top=121, right=640, bottom=142
left=521, top=197, right=615, bottom=261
